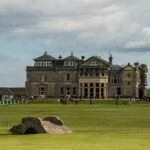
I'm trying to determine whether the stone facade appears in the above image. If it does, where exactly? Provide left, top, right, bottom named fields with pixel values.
left=25, top=51, right=148, bottom=99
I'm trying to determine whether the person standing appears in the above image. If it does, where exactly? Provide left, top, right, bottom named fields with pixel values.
left=65, top=98, right=67, bottom=104
left=128, top=97, right=131, bottom=105
left=114, top=95, right=117, bottom=101
left=90, top=98, right=92, bottom=104
left=62, top=98, right=65, bottom=104
left=80, top=97, right=82, bottom=103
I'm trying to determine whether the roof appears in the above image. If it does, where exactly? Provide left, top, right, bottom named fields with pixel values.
left=63, top=52, right=81, bottom=61
left=120, top=63, right=135, bottom=71
left=110, top=63, right=136, bottom=71
left=0, top=88, right=13, bottom=95
left=80, top=56, right=110, bottom=66
left=0, top=88, right=25, bottom=96
left=110, top=65, right=122, bottom=71
left=63, top=55, right=81, bottom=61
left=10, top=88, right=26, bottom=96
left=92, top=56, right=110, bottom=65
left=34, top=51, right=55, bottom=61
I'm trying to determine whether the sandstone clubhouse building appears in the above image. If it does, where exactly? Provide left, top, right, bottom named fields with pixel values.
left=25, top=51, right=148, bottom=99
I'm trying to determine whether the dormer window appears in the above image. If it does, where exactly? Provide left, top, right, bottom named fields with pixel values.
left=89, top=61, right=98, bottom=66
left=64, top=61, right=77, bottom=66
left=47, top=61, right=52, bottom=66
left=35, top=61, right=52, bottom=66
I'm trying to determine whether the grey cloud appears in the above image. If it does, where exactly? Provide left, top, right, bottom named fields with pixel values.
left=0, top=0, right=150, bottom=51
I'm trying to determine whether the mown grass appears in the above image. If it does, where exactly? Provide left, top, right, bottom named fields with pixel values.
left=0, top=103, right=149, bottom=150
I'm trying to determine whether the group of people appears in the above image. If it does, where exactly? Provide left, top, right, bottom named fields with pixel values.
left=57, top=97, right=93, bottom=104
left=57, top=97, right=79, bottom=104
left=114, top=94, right=136, bottom=105
left=128, top=97, right=136, bottom=105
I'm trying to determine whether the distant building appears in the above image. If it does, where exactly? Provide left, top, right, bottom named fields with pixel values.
left=0, top=88, right=26, bottom=100
left=25, top=51, right=148, bottom=99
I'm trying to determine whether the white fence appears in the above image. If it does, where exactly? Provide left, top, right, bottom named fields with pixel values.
left=0, top=99, right=26, bottom=105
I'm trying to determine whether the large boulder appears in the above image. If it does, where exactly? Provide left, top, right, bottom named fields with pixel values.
left=10, top=116, right=72, bottom=134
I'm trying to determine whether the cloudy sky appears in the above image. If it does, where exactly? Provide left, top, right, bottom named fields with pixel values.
left=0, top=0, right=150, bottom=87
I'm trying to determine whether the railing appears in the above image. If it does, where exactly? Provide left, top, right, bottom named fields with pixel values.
left=0, top=99, right=26, bottom=105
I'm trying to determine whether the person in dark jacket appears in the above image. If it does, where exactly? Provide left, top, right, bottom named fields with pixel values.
left=90, top=98, right=92, bottom=104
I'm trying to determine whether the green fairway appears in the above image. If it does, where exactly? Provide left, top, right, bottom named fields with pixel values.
left=0, top=103, right=150, bottom=150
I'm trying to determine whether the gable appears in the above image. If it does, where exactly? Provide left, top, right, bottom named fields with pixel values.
left=79, top=56, right=109, bottom=67
left=121, top=65, right=135, bottom=71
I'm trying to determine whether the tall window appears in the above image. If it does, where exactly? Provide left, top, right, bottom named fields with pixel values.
left=65, top=74, right=71, bottom=81
left=101, top=69, right=105, bottom=76
left=80, top=69, right=83, bottom=76
left=96, top=83, right=99, bottom=98
left=80, top=88, right=82, bottom=98
left=73, top=87, right=76, bottom=96
left=67, top=74, right=70, bottom=81
left=96, top=68, right=99, bottom=76
left=40, top=75, right=46, bottom=82
left=90, top=68, right=95, bottom=76
left=61, top=87, right=64, bottom=96
left=90, top=83, right=94, bottom=97
left=96, top=88, right=99, bottom=98
left=101, top=88, right=104, bottom=98
left=101, top=83, right=104, bottom=88
left=66, top=87, right=70, bottom=95
left=83, top=68, right=88, bottom=76
left=84, top=83, right=88, bottom=98
left=101, top=83, right=104, bottom=98
left=90, top=88, right=94, bottom=97
left=84, top=83, right=88, bottom=87
left=117, top=87, right=121, bottom=95
left=39, top=87, right=46, bottom=95
left=112, top=75, right=119, bottom=84
left=84, top=88, right=88, bottom=98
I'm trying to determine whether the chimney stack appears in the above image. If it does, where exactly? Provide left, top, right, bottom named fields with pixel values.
left=134, top=61, right=139, bottom=70
left=109, top=54, right=113, bottom=66
left=58, top=55, right=62, bottom=59
left=81, top=56, right=85, bottom=62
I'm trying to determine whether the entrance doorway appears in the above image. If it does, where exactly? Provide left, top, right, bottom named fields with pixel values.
left=0, top=95, right=2, bottom=100
left=139, top=89, right=143, bottom=99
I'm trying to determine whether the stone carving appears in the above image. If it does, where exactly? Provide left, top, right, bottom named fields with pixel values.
left=10, top=116, right=72, bottom=134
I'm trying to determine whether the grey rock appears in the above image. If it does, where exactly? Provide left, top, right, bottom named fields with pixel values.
left=10, top=117, right=72, bottom=134
left=43, top=116, right=64, bottom=125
